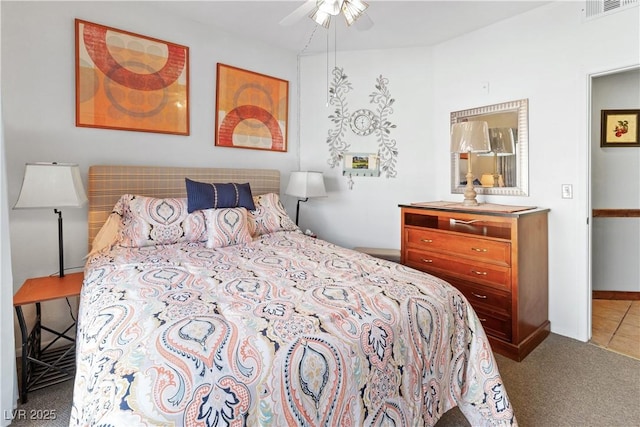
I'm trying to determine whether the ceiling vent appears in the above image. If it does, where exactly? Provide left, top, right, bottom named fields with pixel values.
left=584, top=0, right=639, bottom=19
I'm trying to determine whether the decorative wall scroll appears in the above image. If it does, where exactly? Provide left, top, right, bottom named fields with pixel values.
left=326, top=67, right=398, bottom=181
left=215, top=63, right=289, bottom=152
left=75, top=19, right=189, bottom=135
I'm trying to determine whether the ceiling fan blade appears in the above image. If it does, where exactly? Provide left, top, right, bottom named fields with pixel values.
left=353, top=12, right=374, bottom=31
left=279, top=0, right=318, bottom=26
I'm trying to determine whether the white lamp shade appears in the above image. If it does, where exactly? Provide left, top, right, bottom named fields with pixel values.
left=14, top=162, right=88, bottom=209
left=285, top=171, right=327, bottom=199
left=450, top=121, right=491, bottom=153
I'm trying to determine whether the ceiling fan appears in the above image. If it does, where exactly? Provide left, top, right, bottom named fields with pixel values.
left=279, top=0, right=373, bottom=30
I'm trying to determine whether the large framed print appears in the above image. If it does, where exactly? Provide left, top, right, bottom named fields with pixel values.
left=75, top=19, right=189, bottom=135
left=215, top=63, right=288, bottom=152
left=600, top=109, right=639, bottom=147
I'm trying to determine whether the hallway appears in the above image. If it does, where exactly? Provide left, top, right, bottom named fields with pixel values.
left=591, top=299, right=640, bottom=360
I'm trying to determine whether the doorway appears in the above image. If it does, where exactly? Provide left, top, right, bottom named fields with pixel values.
left=588, top=66, right=640, bottom=359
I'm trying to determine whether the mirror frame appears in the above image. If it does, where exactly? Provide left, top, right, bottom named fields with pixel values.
left=450, top=98, right=529, bottom=196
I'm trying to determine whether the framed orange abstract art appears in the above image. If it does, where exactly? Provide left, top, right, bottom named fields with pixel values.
left=75, top=19, right=189, bottom=135
left=215, top=63, right=288, bottom=152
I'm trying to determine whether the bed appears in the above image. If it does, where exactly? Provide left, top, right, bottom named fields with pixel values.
left=70, top=165, right=516, bottom=426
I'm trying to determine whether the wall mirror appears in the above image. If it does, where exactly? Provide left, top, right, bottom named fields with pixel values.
left=451, top=98, right=529, bottom=196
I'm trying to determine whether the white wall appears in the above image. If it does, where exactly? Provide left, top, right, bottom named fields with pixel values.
left=298, top=46, right=435, bottom=244
left=1, top=95, right=18, bottom=425
left=591, top=69, right=640, bottom=292
left=299, top=2, right=640, bottom=341
left=1, top=6, right=20, bottom=415
left=1, top=1, right=299, bottom=352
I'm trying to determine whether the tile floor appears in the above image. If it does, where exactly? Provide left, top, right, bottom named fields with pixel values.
left=591, top=299, right=640, bottom=360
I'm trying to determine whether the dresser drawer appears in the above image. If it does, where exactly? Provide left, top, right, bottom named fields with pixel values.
left=405, top=228, right=511, bottom=266
left=452, top=280, right=511, bottom=315
left=473, top=308, right=512, bottom=342
left=405, top=249, right=511, bottom=290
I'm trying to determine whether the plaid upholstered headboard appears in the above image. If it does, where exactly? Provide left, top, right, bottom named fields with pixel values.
left=87, top=165, right=280, bottom=248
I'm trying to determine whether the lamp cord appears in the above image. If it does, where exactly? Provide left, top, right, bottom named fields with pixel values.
left=65, top=297, right=77, bottom=323
left=326, top=28, right=330, bottom=105
left=296, top=25, right=320, bottom=170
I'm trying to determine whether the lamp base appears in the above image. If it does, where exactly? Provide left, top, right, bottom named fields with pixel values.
left=462, top=171, right=479, bottom=206
left=55, top=209, right=65, bottom=278
left=493, top=172, right=500, bottom=188
left=295, top=198, right=309, bottom=226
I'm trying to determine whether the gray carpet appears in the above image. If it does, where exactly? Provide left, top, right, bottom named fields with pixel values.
left=11, top=333, right=640, bottom=426
left=9, top=380, right=72, bottom=427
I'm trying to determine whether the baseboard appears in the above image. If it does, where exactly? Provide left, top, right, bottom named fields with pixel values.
left=592, top=290, right=640, bottom=300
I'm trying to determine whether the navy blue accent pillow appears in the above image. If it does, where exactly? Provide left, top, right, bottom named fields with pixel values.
left=185, top=178, right=256, bottom=213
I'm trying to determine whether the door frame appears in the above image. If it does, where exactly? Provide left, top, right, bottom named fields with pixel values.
left=586, top=63, right=640, bottom=339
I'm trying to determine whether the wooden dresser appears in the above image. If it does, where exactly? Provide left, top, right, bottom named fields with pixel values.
left=399, top=202, right=550, bottom=361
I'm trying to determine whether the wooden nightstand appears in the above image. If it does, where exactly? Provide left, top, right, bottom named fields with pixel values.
left=13, top=272, right=84, bottom=403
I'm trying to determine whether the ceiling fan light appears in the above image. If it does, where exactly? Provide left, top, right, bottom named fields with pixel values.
left=342, top=0, right=368, bottom=26
left=346, top=0, right=368, bottom=12
left=309, top=8, right=332, bottom=28
left=318, top=0, right=342, bottom=16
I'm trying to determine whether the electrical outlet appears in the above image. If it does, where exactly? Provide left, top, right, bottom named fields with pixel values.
left=561, top=184, right=573, bottom=199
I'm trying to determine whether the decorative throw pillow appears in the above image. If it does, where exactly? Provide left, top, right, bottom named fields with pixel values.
left=185, top=178, right=256, bottom=213
left=248, top=193, right=299, bottom=237
left=203, top=207, right=252, bottom=249
left=117, top=195, right=207, bottom=247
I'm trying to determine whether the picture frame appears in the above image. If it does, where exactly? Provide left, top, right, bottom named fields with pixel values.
left=215, top=63, right=288, bottom=152
left=342, top=152, right=380, bottom=177
left=75, top=19, right=189, bottom=135
left=600, top=109, right=639, bottom=147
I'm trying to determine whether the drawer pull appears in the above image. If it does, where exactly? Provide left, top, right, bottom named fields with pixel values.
left=478, top=317, right=487, bottom=322
left=471, top=247, right=488, bottom=253
left=471, top=270, right=488, bottom=276
left=451, top=218, right=481, bottom=225
left=421, top=259, right=433, bottom=263
left=471, top=292, right=488, bottom=299
left=420, top=239, right=433, bottom=243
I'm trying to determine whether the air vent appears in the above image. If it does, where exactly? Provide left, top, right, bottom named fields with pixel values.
left=584, top=0, right=639, bottom=19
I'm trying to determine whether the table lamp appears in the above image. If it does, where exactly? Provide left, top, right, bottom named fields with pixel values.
left=14, top=162, right=88, bottom=277
left=285, top=171, right=327, bottom=225
left=450, top=122, right=491, bottom=206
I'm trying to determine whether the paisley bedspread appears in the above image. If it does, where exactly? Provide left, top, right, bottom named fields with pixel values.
left=70, top=231, right=516, bottom=426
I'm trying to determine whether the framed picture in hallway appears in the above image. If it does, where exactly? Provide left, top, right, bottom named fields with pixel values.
left=215, top=63, right=289, bottom=152
left=600, top=109, right=640, bottom=147
left=75, top=19, right=189, bottom=135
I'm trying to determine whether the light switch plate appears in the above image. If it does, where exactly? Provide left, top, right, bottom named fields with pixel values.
left=561, top=184, right=573, bottom=199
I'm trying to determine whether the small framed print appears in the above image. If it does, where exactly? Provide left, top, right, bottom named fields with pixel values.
left=75, top=19, right=189, bottom=135
left=342, top=152, right=380, bottom=177
left=600, top=109, right=640, bottom=147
